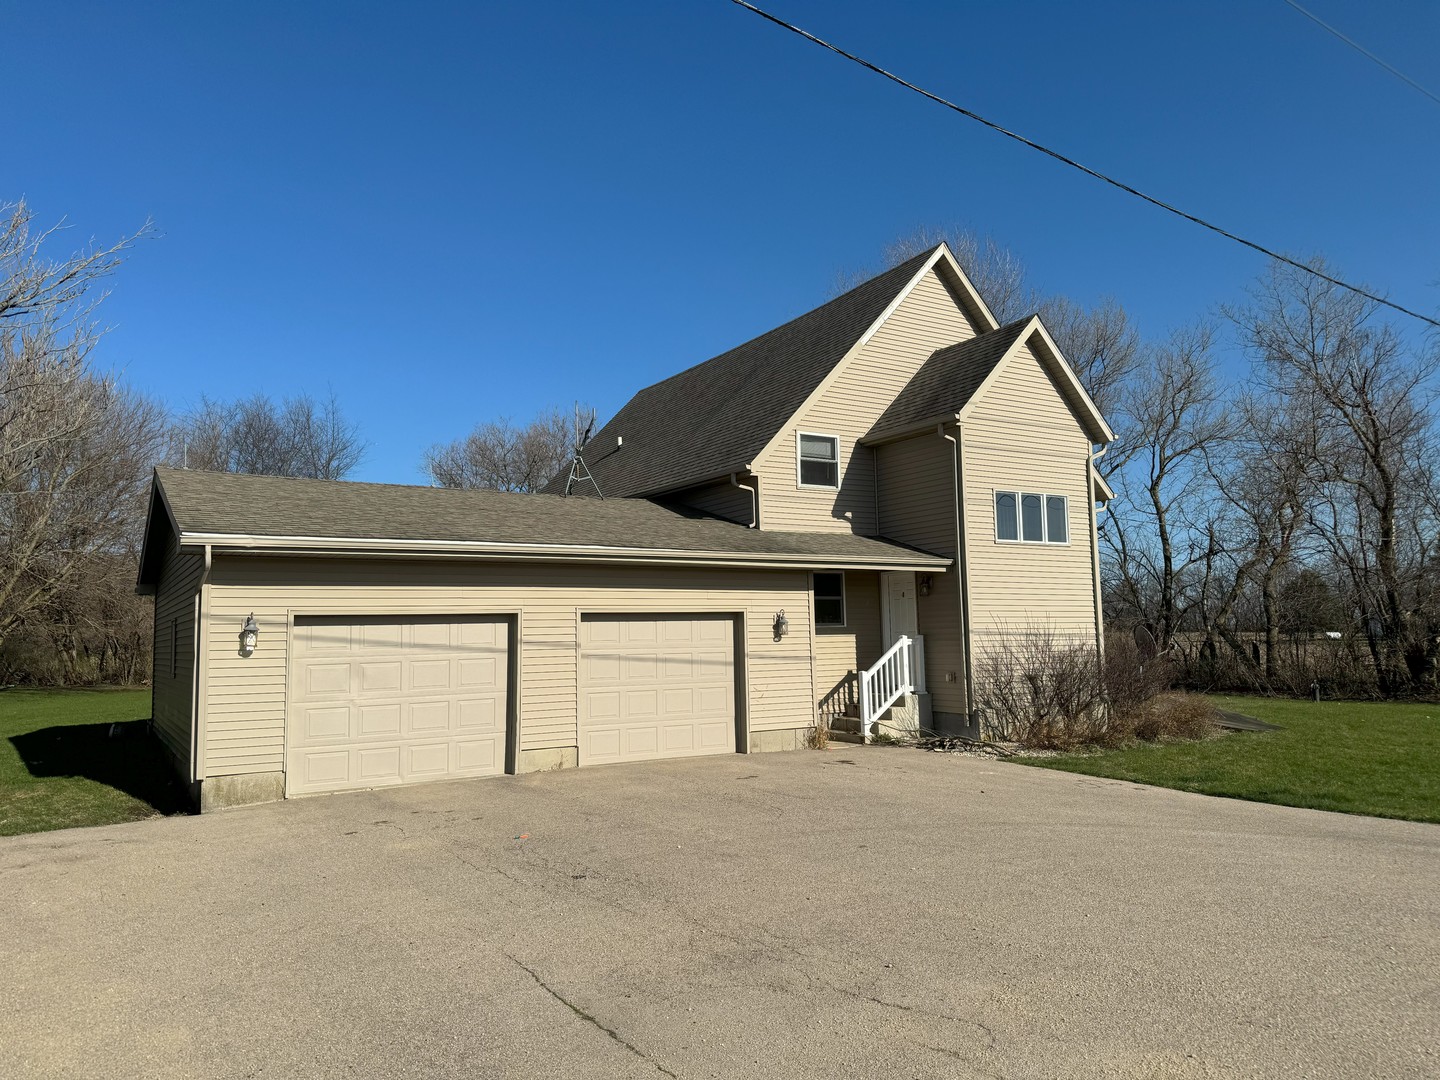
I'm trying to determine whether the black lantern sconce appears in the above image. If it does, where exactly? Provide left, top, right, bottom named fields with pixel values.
left=918, top=574, right=932, bottom=597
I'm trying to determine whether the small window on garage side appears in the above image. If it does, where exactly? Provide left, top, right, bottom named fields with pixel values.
left=797, top=433, right=839, bottom=488
left=814, top=572, right=846, bottom=627
left=995, top=491, right=1018, bottom=541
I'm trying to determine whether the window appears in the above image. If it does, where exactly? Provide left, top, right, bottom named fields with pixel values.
left=995, top=491, right=1018, bottom=541
left=813, top=571, right=846, bottom=627
left=1046, top=495, right=1068, bottom=544
left=995, top=490, right=1069, bottom=545
left=797, top=433, right=839, bottom=488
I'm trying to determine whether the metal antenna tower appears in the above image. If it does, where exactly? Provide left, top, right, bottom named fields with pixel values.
left=563, top=402, right=602, bottom=498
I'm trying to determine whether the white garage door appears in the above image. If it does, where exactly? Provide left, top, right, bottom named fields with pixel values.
left=579, top=614, right=736, bottom=766
left=287, top=615, right=509, bottom=795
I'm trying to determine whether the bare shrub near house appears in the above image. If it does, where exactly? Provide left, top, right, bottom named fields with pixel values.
left=975, top=626, right=1218, bottom=749
left=973, top=627, right=1107, bottom=749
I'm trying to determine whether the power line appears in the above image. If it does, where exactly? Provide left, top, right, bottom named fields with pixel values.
left=1282, top=0, right=1440, bottom=109
left=727, top=0, right=1440, bottom=331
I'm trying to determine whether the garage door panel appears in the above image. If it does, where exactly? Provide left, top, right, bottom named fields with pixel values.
left=579, top=615, right=735, bottom=766
left=359, top=704, right=401, bottom=736
left=288, top=615, right=508, bottom=796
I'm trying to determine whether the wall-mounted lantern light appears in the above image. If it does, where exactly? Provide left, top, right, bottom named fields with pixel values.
left=773, top=609, right=789, bottom=641
left=918, top=574, right=932, bottom=597
left=240, top=614, right=259, bottom=656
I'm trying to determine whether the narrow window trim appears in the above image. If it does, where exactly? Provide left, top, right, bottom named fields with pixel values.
left=796, top=431, right=841, bottom=491
left=993, top=488, right=1072, bottom=546
left=170, top=618, right=179, bottom=679
left=813, top=570, right=847, bottom=629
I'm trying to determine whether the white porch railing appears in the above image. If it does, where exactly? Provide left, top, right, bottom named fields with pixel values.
left=860, top=635, right=913, bottom=738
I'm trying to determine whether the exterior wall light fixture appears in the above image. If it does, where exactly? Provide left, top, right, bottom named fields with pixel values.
left=240, top=614, right=259, bottom=656
left=773, top=610, right=789, bottom=641
left=918, top=574, right=932, bottom=596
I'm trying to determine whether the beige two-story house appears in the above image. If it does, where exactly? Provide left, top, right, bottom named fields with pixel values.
left=138, top=242, right=1114, bottom=810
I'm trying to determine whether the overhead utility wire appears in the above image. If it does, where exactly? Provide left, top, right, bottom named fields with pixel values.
left=728, top=0, right=1440, bottom=331
left=1283, top=0, right=1440, bottom=109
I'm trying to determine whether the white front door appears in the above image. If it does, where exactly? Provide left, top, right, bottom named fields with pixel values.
left=881, top=571, right=925, bottom=692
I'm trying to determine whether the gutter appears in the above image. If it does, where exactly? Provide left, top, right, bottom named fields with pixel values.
left=177, top=533, right=950, bottom=571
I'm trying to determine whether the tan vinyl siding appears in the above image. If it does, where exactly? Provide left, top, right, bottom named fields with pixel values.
left=962, top=341, right=1099, bottom=652
left=875, top=434, right=966, bottom=715
left=151, top=541, right=203, bottom=775
left=754, top=266, right=979, bottom=534
left=671, top=479, right=753, bottom=525
left=200, top=557, right=815, bottom=777
left=813, top=571, right=882, bottom=725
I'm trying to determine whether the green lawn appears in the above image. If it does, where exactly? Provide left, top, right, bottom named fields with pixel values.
left=0, top=687, right=190, bottom=837
left=1017, top=695, right=1440, bottom=823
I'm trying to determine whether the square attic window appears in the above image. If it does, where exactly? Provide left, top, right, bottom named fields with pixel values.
left=798, top=433, right=839, bottom=488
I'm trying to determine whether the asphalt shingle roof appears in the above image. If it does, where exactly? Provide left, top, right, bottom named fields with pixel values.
left=148, top=468, right=948, bottom=574
left=864, top=317, right=1034, bottom=443
left=540, top=248, right=940, bottom=498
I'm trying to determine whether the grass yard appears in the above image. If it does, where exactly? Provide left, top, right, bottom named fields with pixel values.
left=1018, top=695, right=1440, bottom=824
left=0, top=687, right=190, bottom=837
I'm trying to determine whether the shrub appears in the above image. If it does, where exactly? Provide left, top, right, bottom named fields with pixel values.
left=1121, top=692, right=1218, bottom=742
left=973, top=627, right=1106, bottom=750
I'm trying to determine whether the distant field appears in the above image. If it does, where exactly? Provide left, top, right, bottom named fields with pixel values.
left=0, top=687, right=189, bottom=837
left=1016, top=695, right=1440, bottom=824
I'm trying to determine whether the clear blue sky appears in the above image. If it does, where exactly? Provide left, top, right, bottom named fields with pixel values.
left=9, top=1, right=1438, bottom=483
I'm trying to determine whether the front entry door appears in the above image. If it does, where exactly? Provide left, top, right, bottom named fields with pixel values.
left=881, top=571, right=925, bottom=693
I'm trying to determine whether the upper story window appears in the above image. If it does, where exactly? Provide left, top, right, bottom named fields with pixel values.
left=995, top=490, right=1069, bottom=545
left=813, top=571, right=846, bottom=626
left=797, top=432, right=839, bottom=489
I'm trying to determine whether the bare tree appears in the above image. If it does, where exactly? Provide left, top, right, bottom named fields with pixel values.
left=173, top=391, right=365, bottom=479
left=1100, top=324, right=1231, bottom=650
left=0, top=201, right=161, bottom=655
left=1231, top=259, right=1440, bottom=692
left=424, top=406, right=594, bottom=492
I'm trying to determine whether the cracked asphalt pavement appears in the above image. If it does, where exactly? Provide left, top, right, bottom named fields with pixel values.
left=2, top=747, right=1437, bottom=1079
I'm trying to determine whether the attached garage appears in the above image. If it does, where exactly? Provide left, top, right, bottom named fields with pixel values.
left=137, top=467, right=950, bottom=810
left=286, top=614, right=511, bottom=795
left=579, top=614, right=737, bottom=766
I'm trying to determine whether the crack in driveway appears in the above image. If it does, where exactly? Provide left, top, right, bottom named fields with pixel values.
left=508, top=954, right=678, bottom=1078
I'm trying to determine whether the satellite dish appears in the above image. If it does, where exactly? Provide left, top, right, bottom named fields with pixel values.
left=1133, top=624, right=1158, bottom=660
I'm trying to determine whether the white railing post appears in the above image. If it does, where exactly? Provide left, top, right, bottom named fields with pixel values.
left=857, top=635, right=915, bottom=741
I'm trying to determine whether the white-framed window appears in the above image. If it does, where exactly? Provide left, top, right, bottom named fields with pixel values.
left=813, top=571, right=846, bottom=627
left=797, top=432, right=840, bottom=489
left=995, top=490, right=1069, bottom=545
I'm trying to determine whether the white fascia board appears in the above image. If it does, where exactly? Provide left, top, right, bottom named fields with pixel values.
left=178, top=532, right=952, bottom=572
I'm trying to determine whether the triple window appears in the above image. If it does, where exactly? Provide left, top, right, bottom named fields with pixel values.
left=995, top=490, right=1069, bottom=545
left=797, top=432, right=839, bottom=489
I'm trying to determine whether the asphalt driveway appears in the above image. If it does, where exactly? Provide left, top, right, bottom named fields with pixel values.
left=3, top=747, right=1437, bottom=1079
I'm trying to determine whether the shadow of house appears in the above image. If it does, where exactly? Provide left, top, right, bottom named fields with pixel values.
left=9, top=720, right=193, bottom=817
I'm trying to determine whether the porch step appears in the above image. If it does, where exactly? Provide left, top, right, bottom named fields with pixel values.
left=826, top=729, right=867, bottom=744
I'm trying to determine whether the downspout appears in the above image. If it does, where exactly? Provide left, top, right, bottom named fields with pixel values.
left=1088, top=447, right=1106, bottom=660
left=731, top=470, right=760, bottom=529
left=190, top=544, right=213, bottom=799
left=940, top=423, right=975, bottom=723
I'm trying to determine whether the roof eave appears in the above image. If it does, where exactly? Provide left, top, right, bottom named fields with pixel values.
left=178, top=532, right=952, bottom=572
left=861, top=413, right=962, bottom=447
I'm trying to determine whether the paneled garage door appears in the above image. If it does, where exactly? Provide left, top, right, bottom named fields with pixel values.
left=287, top=615, right=509, bottom=795
left=579, top=614, right=736, bottom=766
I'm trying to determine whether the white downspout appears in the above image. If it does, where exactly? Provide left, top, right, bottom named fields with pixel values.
left=191, top=544, right=212, bottom=795
left=730, top=471, right=760, bottom=529
left=940, top=423, right=975, bottom=723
